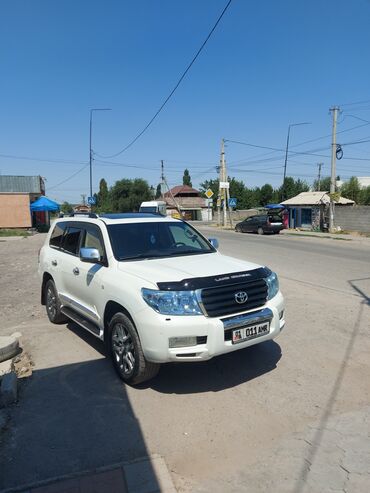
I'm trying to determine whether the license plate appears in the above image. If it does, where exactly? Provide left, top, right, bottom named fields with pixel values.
left=232, top=321, right=270, bottom=344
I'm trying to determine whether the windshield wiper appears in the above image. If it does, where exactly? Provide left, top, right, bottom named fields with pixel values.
left=118, top=252, right=171, bottom=261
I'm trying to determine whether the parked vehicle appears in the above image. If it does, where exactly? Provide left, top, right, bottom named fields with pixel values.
left=39, top=213, right=285, bottom=385
left=139, top=201, right=166, bottom=215
left=235, top=214, right=284, bottom=235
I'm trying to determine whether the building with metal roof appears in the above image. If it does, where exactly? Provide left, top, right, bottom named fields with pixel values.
left=0, top=175, right=44, bottom=194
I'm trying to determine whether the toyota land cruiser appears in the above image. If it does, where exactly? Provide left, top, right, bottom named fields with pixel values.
left=39, top=213, right=285, bottom=384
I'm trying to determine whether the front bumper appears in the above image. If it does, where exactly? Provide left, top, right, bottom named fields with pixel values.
left=135, top=291, right=285, bottom=363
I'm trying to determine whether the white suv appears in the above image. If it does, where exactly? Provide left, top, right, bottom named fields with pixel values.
left=39, top=213, right=285, bottom=384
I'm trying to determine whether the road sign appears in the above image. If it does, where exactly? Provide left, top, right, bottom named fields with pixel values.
left=205, top=198, right=213, bottom=206
left=228, top=197, right=237, bottom=208
left=205, top=188, right=214, bottom=199
left=220, top=181, right=230, bottom=189
left=87, top=196, right=96, bottom=206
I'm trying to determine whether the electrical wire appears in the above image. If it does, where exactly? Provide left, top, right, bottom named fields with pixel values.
left=95, top=0, right=233, bottom=159
left=48, top=164, right=89, bottom=190
left=0, top=153, right=87, bottom=165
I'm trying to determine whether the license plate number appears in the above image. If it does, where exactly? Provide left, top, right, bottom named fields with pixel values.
left=232, top=321, right=270, bottom=344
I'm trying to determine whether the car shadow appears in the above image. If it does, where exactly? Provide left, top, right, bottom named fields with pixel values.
left=140, top=340, right=282, bottom=394
left=66, top=320, right=281, bottom=394
left=0, top=356, right=158, bottom=492
left=66, top=320, right=106, bottom=356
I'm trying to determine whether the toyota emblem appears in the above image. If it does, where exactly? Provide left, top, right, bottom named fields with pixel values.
left=235, top=291, right=248, bottom=304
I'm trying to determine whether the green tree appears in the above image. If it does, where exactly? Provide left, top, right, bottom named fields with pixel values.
left=60, top=201, right=73, bottom=214
left=96, top=178, right=110, bottom=212
left=183, top=169, right=192, bottom=187
left=313, top=176, right=332, bottom=192
left=199, top=179, right=219, bottom=198
left=259, top=183, right=274, bottom=206
left=109, top=178, right=152, bottom=212
left=155, top=183, right=162, bottom=199
left=359, top=186, right=370, bottom=205
left=280, top=177, right=309, bottom=200
left=340, top=177, right=361, bottom=203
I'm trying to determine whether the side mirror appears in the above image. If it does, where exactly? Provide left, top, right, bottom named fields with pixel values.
left=80, top=247, right=101, bottom=263
left=208, top=238, right=219, bottom=249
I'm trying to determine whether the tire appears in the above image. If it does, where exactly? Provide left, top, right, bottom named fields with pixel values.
left=108, top=312, right=160, bottom=385
left=45, top=279, right=68, bottom=324
left=235, top=226, right=242, bottom=233
left=257, top=227, right=264, bottom=235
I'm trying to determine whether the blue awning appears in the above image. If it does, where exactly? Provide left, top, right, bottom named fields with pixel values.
left=30, top=196, right=60, bottom=212
left=265, top=203, right=284, bottom=209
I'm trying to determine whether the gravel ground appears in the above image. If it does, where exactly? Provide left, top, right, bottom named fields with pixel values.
left=0, top=231, right=369, bottom=492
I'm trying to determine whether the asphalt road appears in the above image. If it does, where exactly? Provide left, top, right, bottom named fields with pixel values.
left=0, top=231, right=369, bottom=492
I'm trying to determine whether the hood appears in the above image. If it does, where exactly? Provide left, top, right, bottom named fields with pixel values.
left=118, top=252, right=263, bottom=288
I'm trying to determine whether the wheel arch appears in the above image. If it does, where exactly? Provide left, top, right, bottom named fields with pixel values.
left=103, top=301, right=136, bottom=340
left=41, top=272, right=53, bottom=305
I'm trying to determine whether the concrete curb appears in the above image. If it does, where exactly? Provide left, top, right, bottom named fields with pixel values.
left=0, top=336, right=19, bottom=363
left=0, top=455, right=177, bottom=493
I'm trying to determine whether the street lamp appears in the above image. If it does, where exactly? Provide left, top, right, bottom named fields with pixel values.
left=89, top=108, right=111, bottom=199
left=282, top=121, right=311, bottom=199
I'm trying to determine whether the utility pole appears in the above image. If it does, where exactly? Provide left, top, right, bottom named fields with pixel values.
left=217, top=139, right=232, bottom=228
left=89, top=108, right=111, bottom=199
left=160, top=160, right=165, bottom=199
left=161, top=160, right=181, bottom=215
left=329, top=106, right=339, bottom=232
left=221, top=139, right=227, bottom=227
left=317, top=163, right=323, bottom=191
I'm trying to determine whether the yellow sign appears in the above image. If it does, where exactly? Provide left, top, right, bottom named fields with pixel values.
left=205, top=188, right=214, bottom=199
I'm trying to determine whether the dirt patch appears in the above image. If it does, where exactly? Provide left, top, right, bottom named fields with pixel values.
left=13, top=351, right=33, bottom=379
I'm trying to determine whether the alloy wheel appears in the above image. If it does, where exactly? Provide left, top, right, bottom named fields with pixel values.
left=46, top=286, right=57, bottom=319
left=112, top=323, right=136, bottom=377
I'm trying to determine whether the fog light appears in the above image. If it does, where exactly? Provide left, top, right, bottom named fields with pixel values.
left=169, top=336, right=197, bottom=348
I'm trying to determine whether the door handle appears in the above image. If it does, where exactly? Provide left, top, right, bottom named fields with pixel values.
left=73, top=267, right=80, bottom=276
left=51, top=260, right=57, bottom=266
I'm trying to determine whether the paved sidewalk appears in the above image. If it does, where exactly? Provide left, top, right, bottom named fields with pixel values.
left=2, top=456, right=176, bottom=493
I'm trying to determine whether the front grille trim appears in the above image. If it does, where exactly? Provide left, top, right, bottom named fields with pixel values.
left=200, top=278, right=268, bottom=318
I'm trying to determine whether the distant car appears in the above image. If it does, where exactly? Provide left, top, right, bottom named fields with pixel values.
left=235, top=215, right=284, bottom=235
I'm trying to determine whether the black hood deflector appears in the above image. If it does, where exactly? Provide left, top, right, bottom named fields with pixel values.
left=156, top=267, right=270, bottom=291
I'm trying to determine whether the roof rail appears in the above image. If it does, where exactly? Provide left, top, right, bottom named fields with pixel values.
left=68, top=212, right=99, bottom=218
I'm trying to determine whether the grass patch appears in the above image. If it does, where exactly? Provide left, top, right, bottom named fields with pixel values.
left=0, top=229, right=30, bottom=237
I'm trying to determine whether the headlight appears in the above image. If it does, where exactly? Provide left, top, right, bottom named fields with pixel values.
left=266, top=272, right=279, bottom=300
left=141, top=288, right=203, bottom=316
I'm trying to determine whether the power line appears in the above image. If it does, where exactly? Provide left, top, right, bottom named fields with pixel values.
left=96, top=0, right=233, bottom=159
left=0, top=153, right=87, bottom=165
left=339, top=99, right=370, bottom=107
left=48, top=164, right=89, bottom=190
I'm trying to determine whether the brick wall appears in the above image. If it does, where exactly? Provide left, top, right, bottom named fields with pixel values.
left=335, top=205, right=370, bottom=233
left=0, top=193, right=32, bottom=228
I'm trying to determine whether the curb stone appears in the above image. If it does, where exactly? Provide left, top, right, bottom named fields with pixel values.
left=0, top=455, right=177, bottom=493
left=0, top=371, right=18, bottom=407
left=0, top=336, right=19, bottom=363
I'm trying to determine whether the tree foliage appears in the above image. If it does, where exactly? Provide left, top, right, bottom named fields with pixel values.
left=60, top=201, right=73, bottom=214
left=155, top=183, right=162, bottom=199
left=340, top=176, right=361, bottom=203
left=109, top=178, right=153, bottom=212
left=183, top=169, right=192, bottom=187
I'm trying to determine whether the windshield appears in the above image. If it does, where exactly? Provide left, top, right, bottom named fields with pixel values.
left=139, top=206, right=158, bottom=213
left=108, top=221, right=215, bottom=261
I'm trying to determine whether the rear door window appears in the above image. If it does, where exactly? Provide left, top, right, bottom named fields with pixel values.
left=49, top=222, right=66, bottom=249
left=62, top=227, right=83, bottom=255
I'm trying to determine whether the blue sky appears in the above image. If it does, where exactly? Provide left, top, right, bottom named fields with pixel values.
left=1, top=0, right=370, bottom=203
